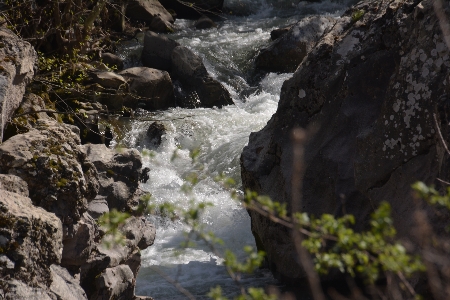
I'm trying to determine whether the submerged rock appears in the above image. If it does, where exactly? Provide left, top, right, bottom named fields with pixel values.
left=255, top=15, right=335, bottom=73
left=242, top=0, right=450, bottom=284
left=119, top=67, right=175, bottom=110
left=195, top=15, right=217, bottom=29
left=146, top=121, right=166, bottom=147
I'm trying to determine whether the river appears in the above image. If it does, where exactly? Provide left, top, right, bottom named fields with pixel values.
left=113, top=0, right=353, bottom=298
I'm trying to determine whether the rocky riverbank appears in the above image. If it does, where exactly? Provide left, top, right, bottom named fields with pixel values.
left=242, top=0, right=450, bottom=285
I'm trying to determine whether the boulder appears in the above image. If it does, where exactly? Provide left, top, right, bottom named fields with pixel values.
left=61, top=212, right=101, bottom=267
left=100, top=52, right=124, bottom=70
left=195, top=15, right=217, bottom=29
left=0, top=279, right=53, bottom=300
left=119, top=67, right=175, bottom=110
left=49, top=264, right=88, bottom=300
left=241, top=0, right=450, bottom=284
left=0, top=119, right=100, bottom=224
left=146, top=121, right=166, bottom=147
left=255, top=16, right=335, bottom=73
left=81, top=144, right=142, bottom=195
left=91, top=265, right=135, bottom=300
left=89, top=71, right=127, bottom=90
left=126, top=0, right=175, bottom=33
left=141, top=31, right=180, bottom=72
left=0, top=27, right=37, bottom=142
left=0, top=174, right=28, bottom=197
left=171, top=46, right=233, bottom=108
left=0, top=190, right=63, bottom=287
left=160, top=0, right=224, bottom=19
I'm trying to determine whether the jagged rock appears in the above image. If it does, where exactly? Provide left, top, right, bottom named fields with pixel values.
left=0, top=119, right=100, bottom=224
left=123, top=216, right=156, bottom=250
left=0, top=190, right=63, bottom=287
left=160, top=0, right=224, bottom=19
left=146, top=121, right=166, bottom=147
left=0, top=27, right=37, bottom=142
left=61, top=212, right=101, bottom=267
left=0, top=279, right=53, bottom=300
left=195, top=15, right=217, bottom=29
left=100, top=53, right=124, bottom=70
left=171, top=46, right=233, bottom=108
left=2, top=93, right=55, bottom=141
left=81, top=144, right=142, bottom=195
left=119, top=67, right=175, bottom=110
left=241, top=0, right=450, bottom=284
left=126, top=0, right=175, bottom=33
left=89, top=71, right=127, bottom=90
left=91, top=265, right=135, bottom=300
left=142, top=31, right=180, bottom=72
left=88, top=196, right=109, bottom=220
left=0, top=174, right=28, bottom=197
left=255, top=16, right=335, bottom=73
left=49, top=264, right=88, bottom=300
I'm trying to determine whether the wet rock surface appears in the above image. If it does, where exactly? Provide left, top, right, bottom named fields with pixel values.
left=242, top=0, right=450, bottom=283
left=171, top=46, right=233, bottom=108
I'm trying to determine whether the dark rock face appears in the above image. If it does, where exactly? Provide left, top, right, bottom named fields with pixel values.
left=160, top=0, right=224, bottom=19
left=241, top=0, right=450, bottom=283
left=0, top=27, right=36, bottom=142
left=119, top=67, right=175, bottom=110
left=126, top=0, right=175, bottom=33
left=0, top=119, right=99, bottom=224
left=255, top=16, right=335, bottom=73
left=142, top=31, right=180, bottom=72
left=270, top=25, right=292, bottom=40
left=171, top=46, right=233, bottom=108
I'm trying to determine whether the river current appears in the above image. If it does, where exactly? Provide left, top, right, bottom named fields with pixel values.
left=113, top=1, right=353, bottom=298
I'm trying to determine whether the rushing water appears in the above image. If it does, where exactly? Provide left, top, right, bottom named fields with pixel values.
left=113, top=1, right=354, bottom=298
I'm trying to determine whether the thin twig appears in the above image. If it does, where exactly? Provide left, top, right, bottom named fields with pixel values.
left=291, top=128, right=326, bottom=300
left=433, top=113, right=450, bottom=155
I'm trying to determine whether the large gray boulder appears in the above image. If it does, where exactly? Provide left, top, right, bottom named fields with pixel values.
left=126, top=0, right=175, bottom=33
left=119, top=67, right=175, bottom=110
left=241, top=0, right=450, bottom=283
left=0, top=119, right=99, bottom=224
left=91, top=265, right=135, bottom=300
left=255, top=16, right=336, bottom=73
left=0, top=27, right=36, bottom=142
left=0, top=190, right=63, bottom=287
left=142, top=31, right=180, bottom=72
left=171, top=46, right=233, bottom=108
